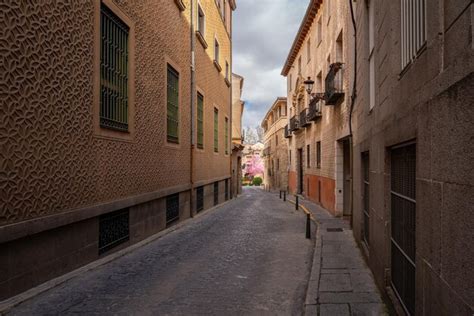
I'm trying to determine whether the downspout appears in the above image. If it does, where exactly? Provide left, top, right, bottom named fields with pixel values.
left=229, top=10, right=233, bottom=198
left=190, top=0, right=196, bottom=218
left=348, top=0, right=357, bottom=227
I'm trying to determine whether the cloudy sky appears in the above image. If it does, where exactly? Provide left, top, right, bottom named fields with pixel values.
left=233, top=0, right=309, bottom=129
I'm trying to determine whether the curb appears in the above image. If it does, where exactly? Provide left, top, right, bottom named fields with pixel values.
left=0, top=196, right=240, bottom=314
left=304, top=219, right=322, bottom=315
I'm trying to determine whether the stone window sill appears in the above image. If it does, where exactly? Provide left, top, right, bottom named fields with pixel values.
left=174, top=0, right=185, bottom=11
left=214, top=60, right=222, bottom=72
left=196, top=31, right=208, bottom=49
left=224, top=78, right=231, bottom=87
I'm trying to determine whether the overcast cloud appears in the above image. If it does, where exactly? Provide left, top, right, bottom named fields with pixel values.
left=233, top=0, right=309, bottom=129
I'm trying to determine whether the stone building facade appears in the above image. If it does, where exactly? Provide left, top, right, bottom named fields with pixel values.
left=281, top=0, right=353, bottom=216
left=0, top=0, right=236, bottom=300
left=231, top=73, right=244, bottom=196
left=261, top=97, right=289, bottom=191
left=351, top=0, right=474, bottom=315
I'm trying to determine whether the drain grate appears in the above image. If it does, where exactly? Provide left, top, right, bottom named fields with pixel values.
left=327, top=228, right=343, bottom=232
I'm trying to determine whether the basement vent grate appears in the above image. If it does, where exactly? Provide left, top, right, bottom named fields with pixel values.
left=327, top=228, right=343, bottom=232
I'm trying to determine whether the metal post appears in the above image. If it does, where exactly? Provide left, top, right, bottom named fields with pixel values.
left=295, top=195, right=299, bottom=210
left=306, top=213, right=311, bottom=239
left=283, top=191, right=286, bottom=201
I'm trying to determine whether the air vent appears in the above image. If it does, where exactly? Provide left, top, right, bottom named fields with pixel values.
left=99, top=209, right=129, bottom=254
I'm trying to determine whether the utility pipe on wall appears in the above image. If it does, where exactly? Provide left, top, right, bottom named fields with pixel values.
left=348, top=0, right=357, bottom=227
left=190, top=0, right=196, bottom=218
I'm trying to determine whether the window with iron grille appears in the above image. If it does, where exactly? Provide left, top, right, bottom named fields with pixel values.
left=196, top=186, right=204, bottom=213
left=214, top=182, right=219, bottom=205
left=99, top=208, right=129, bottom=254
left=166, top=193, right=180, bottom=225
left=100, top=4, right=129, bottom=132
left=391, top=143, right=416, bottom=315
left=362, top=151, right=370, bottom=247
left=401, top=0, right=426, bottom=69
left=214, top=108, right=219, bottom=152
left=316, top=141, right=321, bottom=169
left=225, top=117, right=229, bottom=155
left=167, top=65, right=179, bottom=143
left=197, top=93, right=204, bottom=149
left=225, top=179, right=229, bottom=200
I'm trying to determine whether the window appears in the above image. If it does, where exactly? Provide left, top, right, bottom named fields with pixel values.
left=214, top=108, right=218, bottom=152
left=197, top=4, right=205, bottom=35
left=100, top=4, right=130, bottom=131
left=362, top=152, right=370, bottom=247
left=196, top=186, right=204, bottom=212
left=98, top=208, right=129, bottom=254
left=275, top=134, right=278, bottom=146
left=307, top=39, right=311, bottom=62
left=401, top=0, right=426, bottom=69
left=298, top=56, right=302, bottom=75
left=289, top=74, right=292, bottom=91
left=336, top=31, right=343, bottom=62
left=225, top=61, right=229, bottom=81
left=317, top=18, right=322, bottom=45
left=289, top=150, right=292, bottom=165
left=316, top=141, right=321, bottom=168
left=166, top=193, right=180, bottom=225
left=368, top=1, right=375, bottom=109
left=214, top=38, right=220, bottom=64
left=317, top=71, right=323, bottom=92
left=225, top=117, right=229, bottom=155
left=307, top=144, right=310, bottom=168
left=167, top=64, right=179, bottom=143
left=197, top=92, right=204, bottom=149
left=214, top=182, right=219, bottom=205
left=277, top=158, right=280, bottom=170
left=223, top=0, right=227, bottom=23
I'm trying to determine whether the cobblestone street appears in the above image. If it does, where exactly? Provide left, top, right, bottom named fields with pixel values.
left=7, top=187, right=314, bottom=315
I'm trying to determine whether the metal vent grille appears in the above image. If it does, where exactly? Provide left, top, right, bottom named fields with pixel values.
left=196, top=186, right=204, bottom=213
left=390, top=143, right=416, bottom=315
left=99, top=209, right=129, bottom=254
left=166, top=193, right=180, bottom=225
left=214, top=182, right=219, bottom=206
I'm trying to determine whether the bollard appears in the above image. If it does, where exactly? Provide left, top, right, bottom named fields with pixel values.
left=283, top=191, right=286, bottom=201
left=295, top=195, right=299, bottom=210
left=306, top=213, right=311, bottom=239
left=280, top=191, right=282, bottom=199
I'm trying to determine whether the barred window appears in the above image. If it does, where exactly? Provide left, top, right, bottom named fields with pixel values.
left=316, top=141, right=321, bottom=169
left=197, top=4, right=205, bottom=35
left=197, top=93, right=204, bottom=149
left=214, top=108, right=219, bottom=152
left=167, top=64, right=179, bottom=143
left=401, top=0, right=426, bottom=69
left=166, top=193, right=180, bottom=225
left=100, top=4, right=129, bottom=131
left=225, top=117, right=229, bottom=155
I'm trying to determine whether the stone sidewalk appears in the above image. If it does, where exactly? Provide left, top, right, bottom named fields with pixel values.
left=290, top=196, right=389, bottom=316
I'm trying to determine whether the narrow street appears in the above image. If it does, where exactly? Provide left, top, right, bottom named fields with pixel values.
left=8, top=188, right=314, bottom=315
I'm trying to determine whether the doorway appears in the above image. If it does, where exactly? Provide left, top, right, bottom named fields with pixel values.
left=343, top=139, right=351, bottom=216
left=298, top=148, right=303, bottom=194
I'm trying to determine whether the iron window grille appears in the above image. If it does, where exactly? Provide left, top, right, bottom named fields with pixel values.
left=166, top=193, right=180, bottom=225
left=214, top=182, right=219, bottom=205
left=196, top=186, right=204, bottom=213
left=284, top=125, right=291, bottom=138
left=300, top=108, right=310, bottom=127
left=225, top=179, right=229, bottom=200
left=401, top=0, right=426, bottom=69
left=214, top=108, right=218, bottom=152
left=99, top=208, right=129, bottom=254
left=289, top=115, right=299, bottom=131
left=391, top=143, right=416, bottom=316
left=307, top=144, right=311, bottom=168
left=362, top=151, right=370, bottom=247
left=325, top=62, right=344, bottom=105
left=308, top=98, right=323, bottom=121
left=100, top=4, right=129, bottom=132
left=316, top=141, right=321, bottom=169
left=167, top=65, right=179, bottom=143
left=197, top=93, right=204, bottom=149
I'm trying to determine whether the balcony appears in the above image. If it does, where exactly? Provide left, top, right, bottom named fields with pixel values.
left=284, top=125, right=292, bottom=138
left=307, top=98, right=322, bottom=121
left=299, top=108, right=311, bottom=127
left=325, top=62, right=345, bottom=105
left=289, top=116, right=299, bottom=132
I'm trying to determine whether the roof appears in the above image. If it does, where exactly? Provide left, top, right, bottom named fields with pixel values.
left=281, top=0, right=322, bottom=76
left=261, top=97, right=288, bottom=127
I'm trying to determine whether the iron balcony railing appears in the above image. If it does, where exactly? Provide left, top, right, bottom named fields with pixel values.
left=325, top=62, right=345, bottom=105
left=289, top=115, right=299, bottom=131
left=284, top=125, right=292, bottom=138
left=299, top=108, right=311, bottom=127
left=308, top=98, right=323, bottom=121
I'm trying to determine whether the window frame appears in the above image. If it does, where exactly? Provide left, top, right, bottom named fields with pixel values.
left=214, top=107, right=219, bottom=153
left=316, top=141, right=321, bottom=169
left=225, top=116, right=229, bottom=155
left=94, top=0, right=135, bottom=141
left=197, top=91, right=204, bottom=149
left=166, top=63, right=180, bottom=143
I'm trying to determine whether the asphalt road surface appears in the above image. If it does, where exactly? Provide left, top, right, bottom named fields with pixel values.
left=8, top=187, right=314, bottom=315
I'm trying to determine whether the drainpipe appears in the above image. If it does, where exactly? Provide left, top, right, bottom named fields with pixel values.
left=229, top=11, right=233, bottom=198
left=190, top=0, right=196, bottom=218
left=348, top=0, right=357, bottom=227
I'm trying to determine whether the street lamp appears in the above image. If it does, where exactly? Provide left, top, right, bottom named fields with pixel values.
left=304, top=77, right=315, bottom=95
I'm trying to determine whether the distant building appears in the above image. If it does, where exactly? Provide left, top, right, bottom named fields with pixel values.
left=231, top=73, right=245, bottom=196
left=242, top=142, right=264, bottom=184
left=261, top=97, right=288, bottom=191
